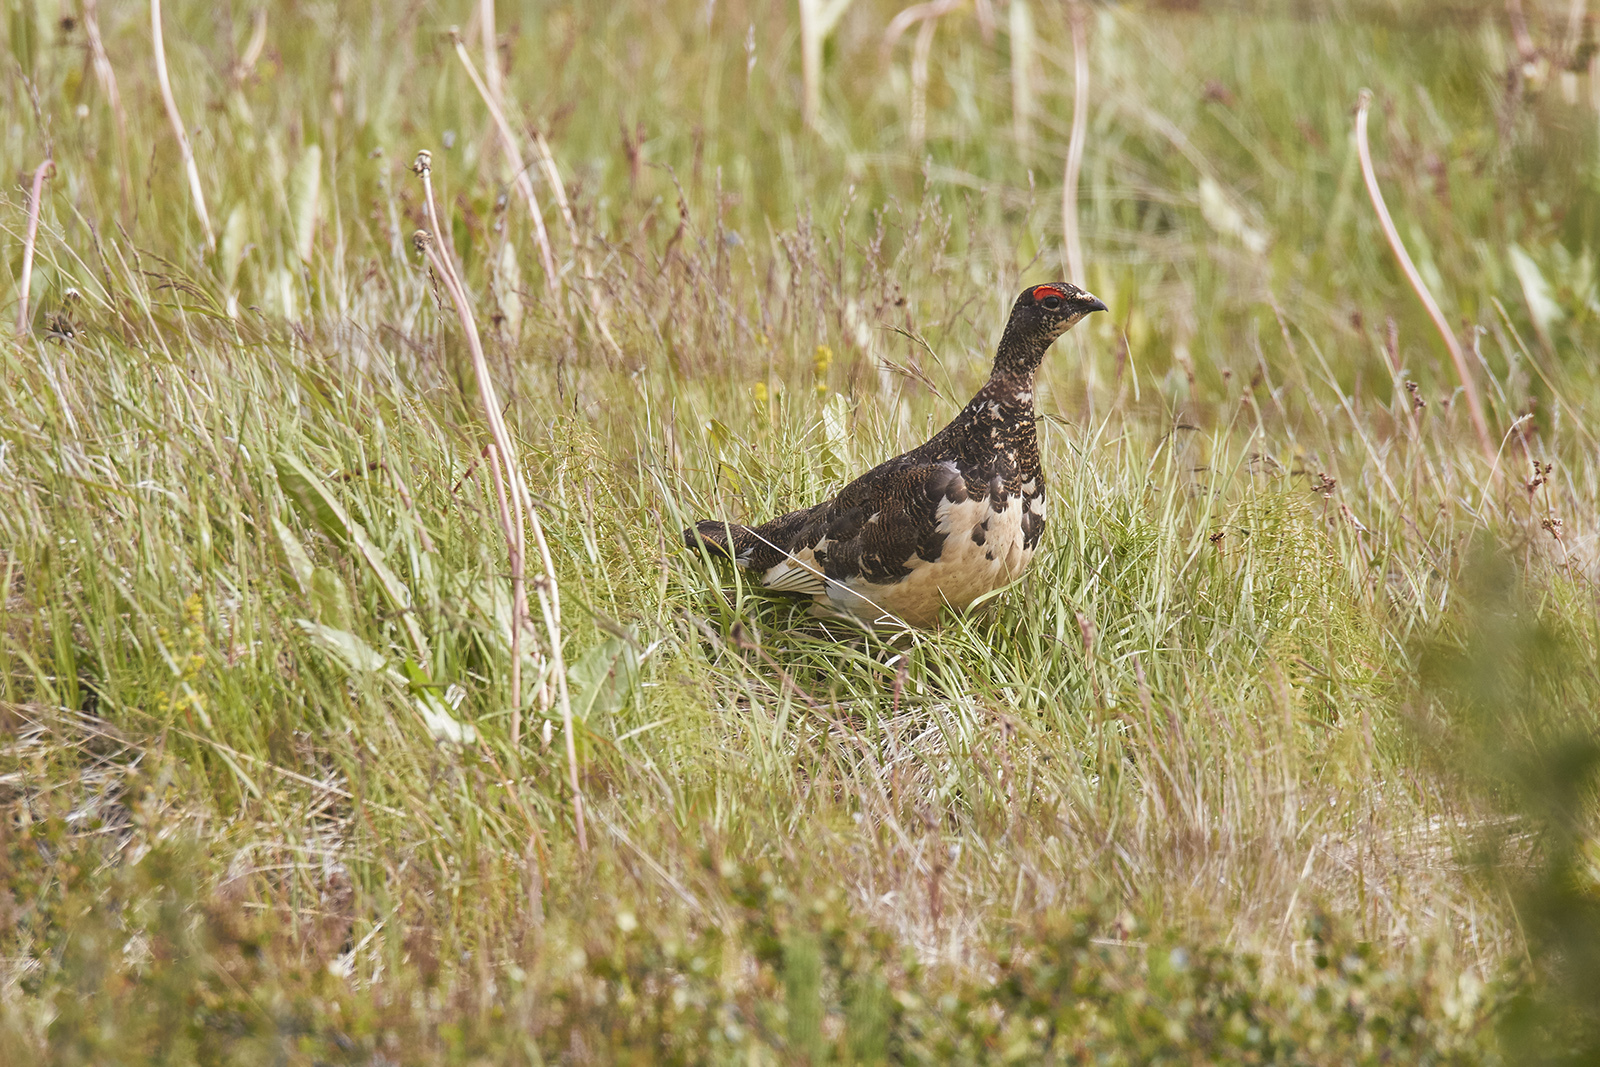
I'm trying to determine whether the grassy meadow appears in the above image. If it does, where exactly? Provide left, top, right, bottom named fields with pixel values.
left=3, top=0, right=1600, bottom=1061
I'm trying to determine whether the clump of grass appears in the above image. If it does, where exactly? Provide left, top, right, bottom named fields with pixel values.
left=2, top=0, right=1598, bottom=1061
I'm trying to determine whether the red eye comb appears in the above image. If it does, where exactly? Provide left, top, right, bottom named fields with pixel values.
left=1031, top=285, right=1067, bottom=302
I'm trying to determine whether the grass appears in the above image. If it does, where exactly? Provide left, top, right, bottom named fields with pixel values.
left=3, top=0, right=1599, bottom=1062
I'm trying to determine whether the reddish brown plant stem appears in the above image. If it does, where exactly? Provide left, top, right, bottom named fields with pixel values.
left=413, top=151, right=586, bottom=854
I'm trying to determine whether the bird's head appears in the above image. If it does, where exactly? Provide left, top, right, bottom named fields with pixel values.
left=991, top=281, right=1108, bottom=379
left=1015, top=282, right=1108, bottom=341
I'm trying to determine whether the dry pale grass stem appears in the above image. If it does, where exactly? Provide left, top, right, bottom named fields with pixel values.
left=1563, top=0, right=1589, bottom=65
left=15, top=159, right=54, bottom=336
left=909, top=17, right=937, bottom=150
left=411, top=151, right=587, bottom=854
left=891, top=1, right=974, bottom=151
left=1009, top=0, right=1036, bottom=152
left=799, top=0, right=859, bottom=129
left=82, top=0, right=131, bottom=214
left=1062, top=0, right=1090, bottom=285
left=452, top=21, right=617, bottom=351
left=449, top=29, right=560, bottom=305
left=884, top=1, right=964, bottom=150
left=478, top=0, right=502, bottom=100
left=1354, top=88, right=1492, bottom=458
left=151, top=0, right=215, bottom=251
left=231, top=8, right=269, bottom=85
left=532, top=131, right=622, bottom=356
left=481, top=430, right=532, bottom=746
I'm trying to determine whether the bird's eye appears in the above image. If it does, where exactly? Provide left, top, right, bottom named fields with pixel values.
left=1041, top=294, right=1062, bottom=311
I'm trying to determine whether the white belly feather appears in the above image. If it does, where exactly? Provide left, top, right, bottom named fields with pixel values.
left=823, top=492, right=1040, bottom=627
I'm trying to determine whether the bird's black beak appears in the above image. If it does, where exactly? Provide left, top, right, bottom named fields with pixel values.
left=1080, top=293, right=1109, bottom=315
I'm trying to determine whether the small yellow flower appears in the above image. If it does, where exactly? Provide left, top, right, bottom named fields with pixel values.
left=813, top=345, right=834, bottom=396
left=752, top=381, right=769, bottom=404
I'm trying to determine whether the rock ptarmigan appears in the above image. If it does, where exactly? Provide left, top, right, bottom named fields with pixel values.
left=685, top=282, right=1106, bottom=628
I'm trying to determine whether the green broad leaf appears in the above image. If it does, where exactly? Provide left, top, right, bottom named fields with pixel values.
left=274, top=451, right=428, bottom=661
left=705, top=418, right=735, bottom=455
left=295, top=619, right=386, bottom=674
left=467, top=580, right=514, bottom=652
left=274, top=452, right=345, bottom=540
left=820, top=392, right=853, bottom=480
left=400, top=659, right=476, bottom=745
left=309, top=567, right=354, bottom=631
left=414, top=693, right=476, bottom=745
left=290, top=144, right=322, bottom=263
left=271, top=516, right=315, bottom=594
left=219, top=204, right=250, bottom=298
left=567, top=638, right=639, bottom=722
left=1509, top=243, right=1563, bottom=344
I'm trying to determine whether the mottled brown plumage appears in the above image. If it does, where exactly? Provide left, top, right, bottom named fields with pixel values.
left=686, top=282, right=1107, bottom=627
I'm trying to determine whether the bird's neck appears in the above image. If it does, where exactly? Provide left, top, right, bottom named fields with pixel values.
left=940, top=324, right=1053, bottom=449
left=977, top=371, right=1037, bottom=410
left=990, top=323, right=1054, bottom=380
left=952, top=371, right=1039, bottom=431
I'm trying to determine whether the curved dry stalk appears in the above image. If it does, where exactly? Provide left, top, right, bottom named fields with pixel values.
left=16, top=159, right=55, bottom=336
left=1062, top=0, right=1089, bottom=285
left=882, top=0, right=962, bottom=56
left=1355, top=89, right=1493, bottom=458
left=799, top=0, right=859, bottom=129
left=151, top=0, right=215, bottom=251
left=883, top=0, right=963, bottom=151
left=231, top=8, right=268, bottom=85
left=449, top=31, right=560, bottom=302
left=412, top=151, right=587, bottom=854
left=532, top=133, right=579, bottom=236
left=82, top=0, right=131, bottom=215
left=533, top=131, right=622, bottom=356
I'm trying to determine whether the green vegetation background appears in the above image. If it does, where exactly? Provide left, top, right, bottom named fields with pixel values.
left=2, top=0, right=1599, bottom=1062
